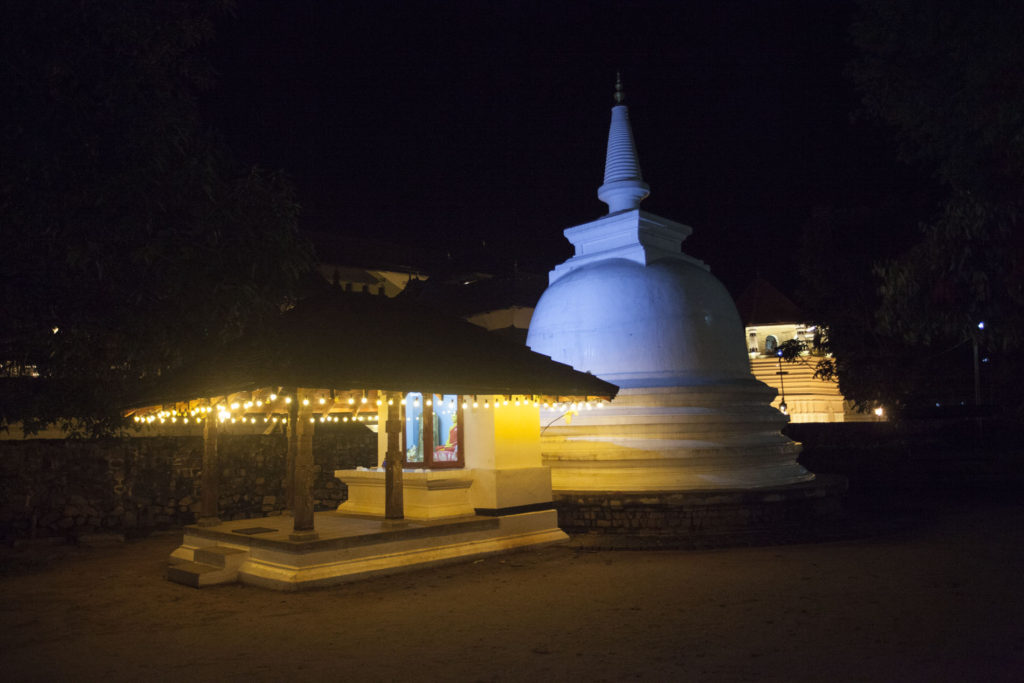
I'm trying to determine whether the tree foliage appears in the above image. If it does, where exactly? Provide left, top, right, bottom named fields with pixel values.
left=787, top=0, right=1024, bottom=415
left=1, top=1, right=316, bottom=434
left=850, top=0, right=1024, bottom=353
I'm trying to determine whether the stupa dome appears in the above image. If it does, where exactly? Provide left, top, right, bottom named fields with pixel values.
left=527, top=257, right=751, bottom=388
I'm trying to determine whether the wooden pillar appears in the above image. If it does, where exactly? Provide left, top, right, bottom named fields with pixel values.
left=421, top=391, right=434, bottom=467
left=198, top=413, right=220, bottom=526
left=284, top=390, right=298, bottom=513
left=384, top=391, right=404, bottom=520
left=290, top=389, right=318, bottom=540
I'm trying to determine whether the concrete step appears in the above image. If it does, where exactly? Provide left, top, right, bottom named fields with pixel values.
left=167, top=546, right=248, bottom=588
left=195, top=546, right=248, bottom=570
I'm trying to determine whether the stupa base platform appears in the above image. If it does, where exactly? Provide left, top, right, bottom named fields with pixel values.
left=167, top=508, right=567, bottom=590
left=554, top=473, right=848, bottom=548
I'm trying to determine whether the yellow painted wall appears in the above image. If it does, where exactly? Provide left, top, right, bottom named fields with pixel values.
left=464, top=397, right=541, bottom=470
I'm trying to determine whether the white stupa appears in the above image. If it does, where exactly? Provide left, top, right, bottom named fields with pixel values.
left=527, top=78, right=812, bottom=492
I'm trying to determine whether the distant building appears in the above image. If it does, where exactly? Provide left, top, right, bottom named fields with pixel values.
left=735, top=278, right=879, bottom=423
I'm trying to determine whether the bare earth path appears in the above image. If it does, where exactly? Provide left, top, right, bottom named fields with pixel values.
left=2, top=494, right=1023, bottom=682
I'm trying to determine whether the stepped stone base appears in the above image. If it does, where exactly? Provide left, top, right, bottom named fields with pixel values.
left=542, top=384, right=813, bottom=492
left=166, top=508, right=568, bottom=590
left=555, top=474, right=848, bottom=548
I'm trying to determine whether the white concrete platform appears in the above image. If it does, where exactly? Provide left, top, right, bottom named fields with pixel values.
left=167, top=508, right=568, bottom=591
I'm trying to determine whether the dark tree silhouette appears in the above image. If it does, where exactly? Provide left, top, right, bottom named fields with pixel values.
left=1, top=1, right=316, bottom=434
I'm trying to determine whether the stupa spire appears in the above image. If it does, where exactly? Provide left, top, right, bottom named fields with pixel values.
left=598, top=72, right=650, bottom=213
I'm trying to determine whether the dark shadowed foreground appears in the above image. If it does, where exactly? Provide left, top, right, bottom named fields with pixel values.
left=1, top=491, right=1022, bottom=682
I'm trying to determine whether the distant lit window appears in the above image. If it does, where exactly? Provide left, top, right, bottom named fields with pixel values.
left=764, top=335, right=778, bottom=355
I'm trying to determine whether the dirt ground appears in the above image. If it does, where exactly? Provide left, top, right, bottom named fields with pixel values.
left=2, top=491, right=1023, bottom=682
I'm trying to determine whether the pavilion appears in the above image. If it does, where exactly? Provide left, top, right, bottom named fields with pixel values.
left=126, top=287, right=616, bottom=589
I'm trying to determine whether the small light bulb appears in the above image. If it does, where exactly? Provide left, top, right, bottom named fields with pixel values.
left=269, top=394, right=277, bottom=401
left=302, top=398, right=309, bottom=406
left=348, top=397, right=355, bottom=405
left=285, top=396, right=292, bottom=404
left=318, top=398, right=326, bottom=405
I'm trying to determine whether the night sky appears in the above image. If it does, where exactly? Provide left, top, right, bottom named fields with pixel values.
left=202, top=0, right=917, bottom=296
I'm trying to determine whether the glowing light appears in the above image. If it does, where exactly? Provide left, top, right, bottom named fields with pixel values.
left=874, top=407, right=884, bottom=417
left=269, top=393, right=277, bottom=401
left=302, top=398, right=309, bottom=406
left=978, top=321, right=986, bottom=330
left=348, top=397, right=355, bottom=405
left=284, top=396, right=292, bottom=404
left=319, top=397, right=326, bottom=405
left=231, top=402, right=239, bottom=410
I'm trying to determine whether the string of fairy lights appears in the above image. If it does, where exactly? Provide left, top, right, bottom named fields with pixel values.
left=130, top=389, right=606, bottom=427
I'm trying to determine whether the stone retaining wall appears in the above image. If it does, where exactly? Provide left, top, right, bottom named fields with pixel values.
left=555, top=475, right=848, bottom=547
left=0, top=426, right=376, bottom=542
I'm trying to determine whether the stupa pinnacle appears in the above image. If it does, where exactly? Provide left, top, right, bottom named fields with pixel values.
left=598, top=73, right=650, bottom=213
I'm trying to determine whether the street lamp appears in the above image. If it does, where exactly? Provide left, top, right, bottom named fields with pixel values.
left=973, top=321, right=984, bottom=407
left=775, top=350, right=788, bottom=416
